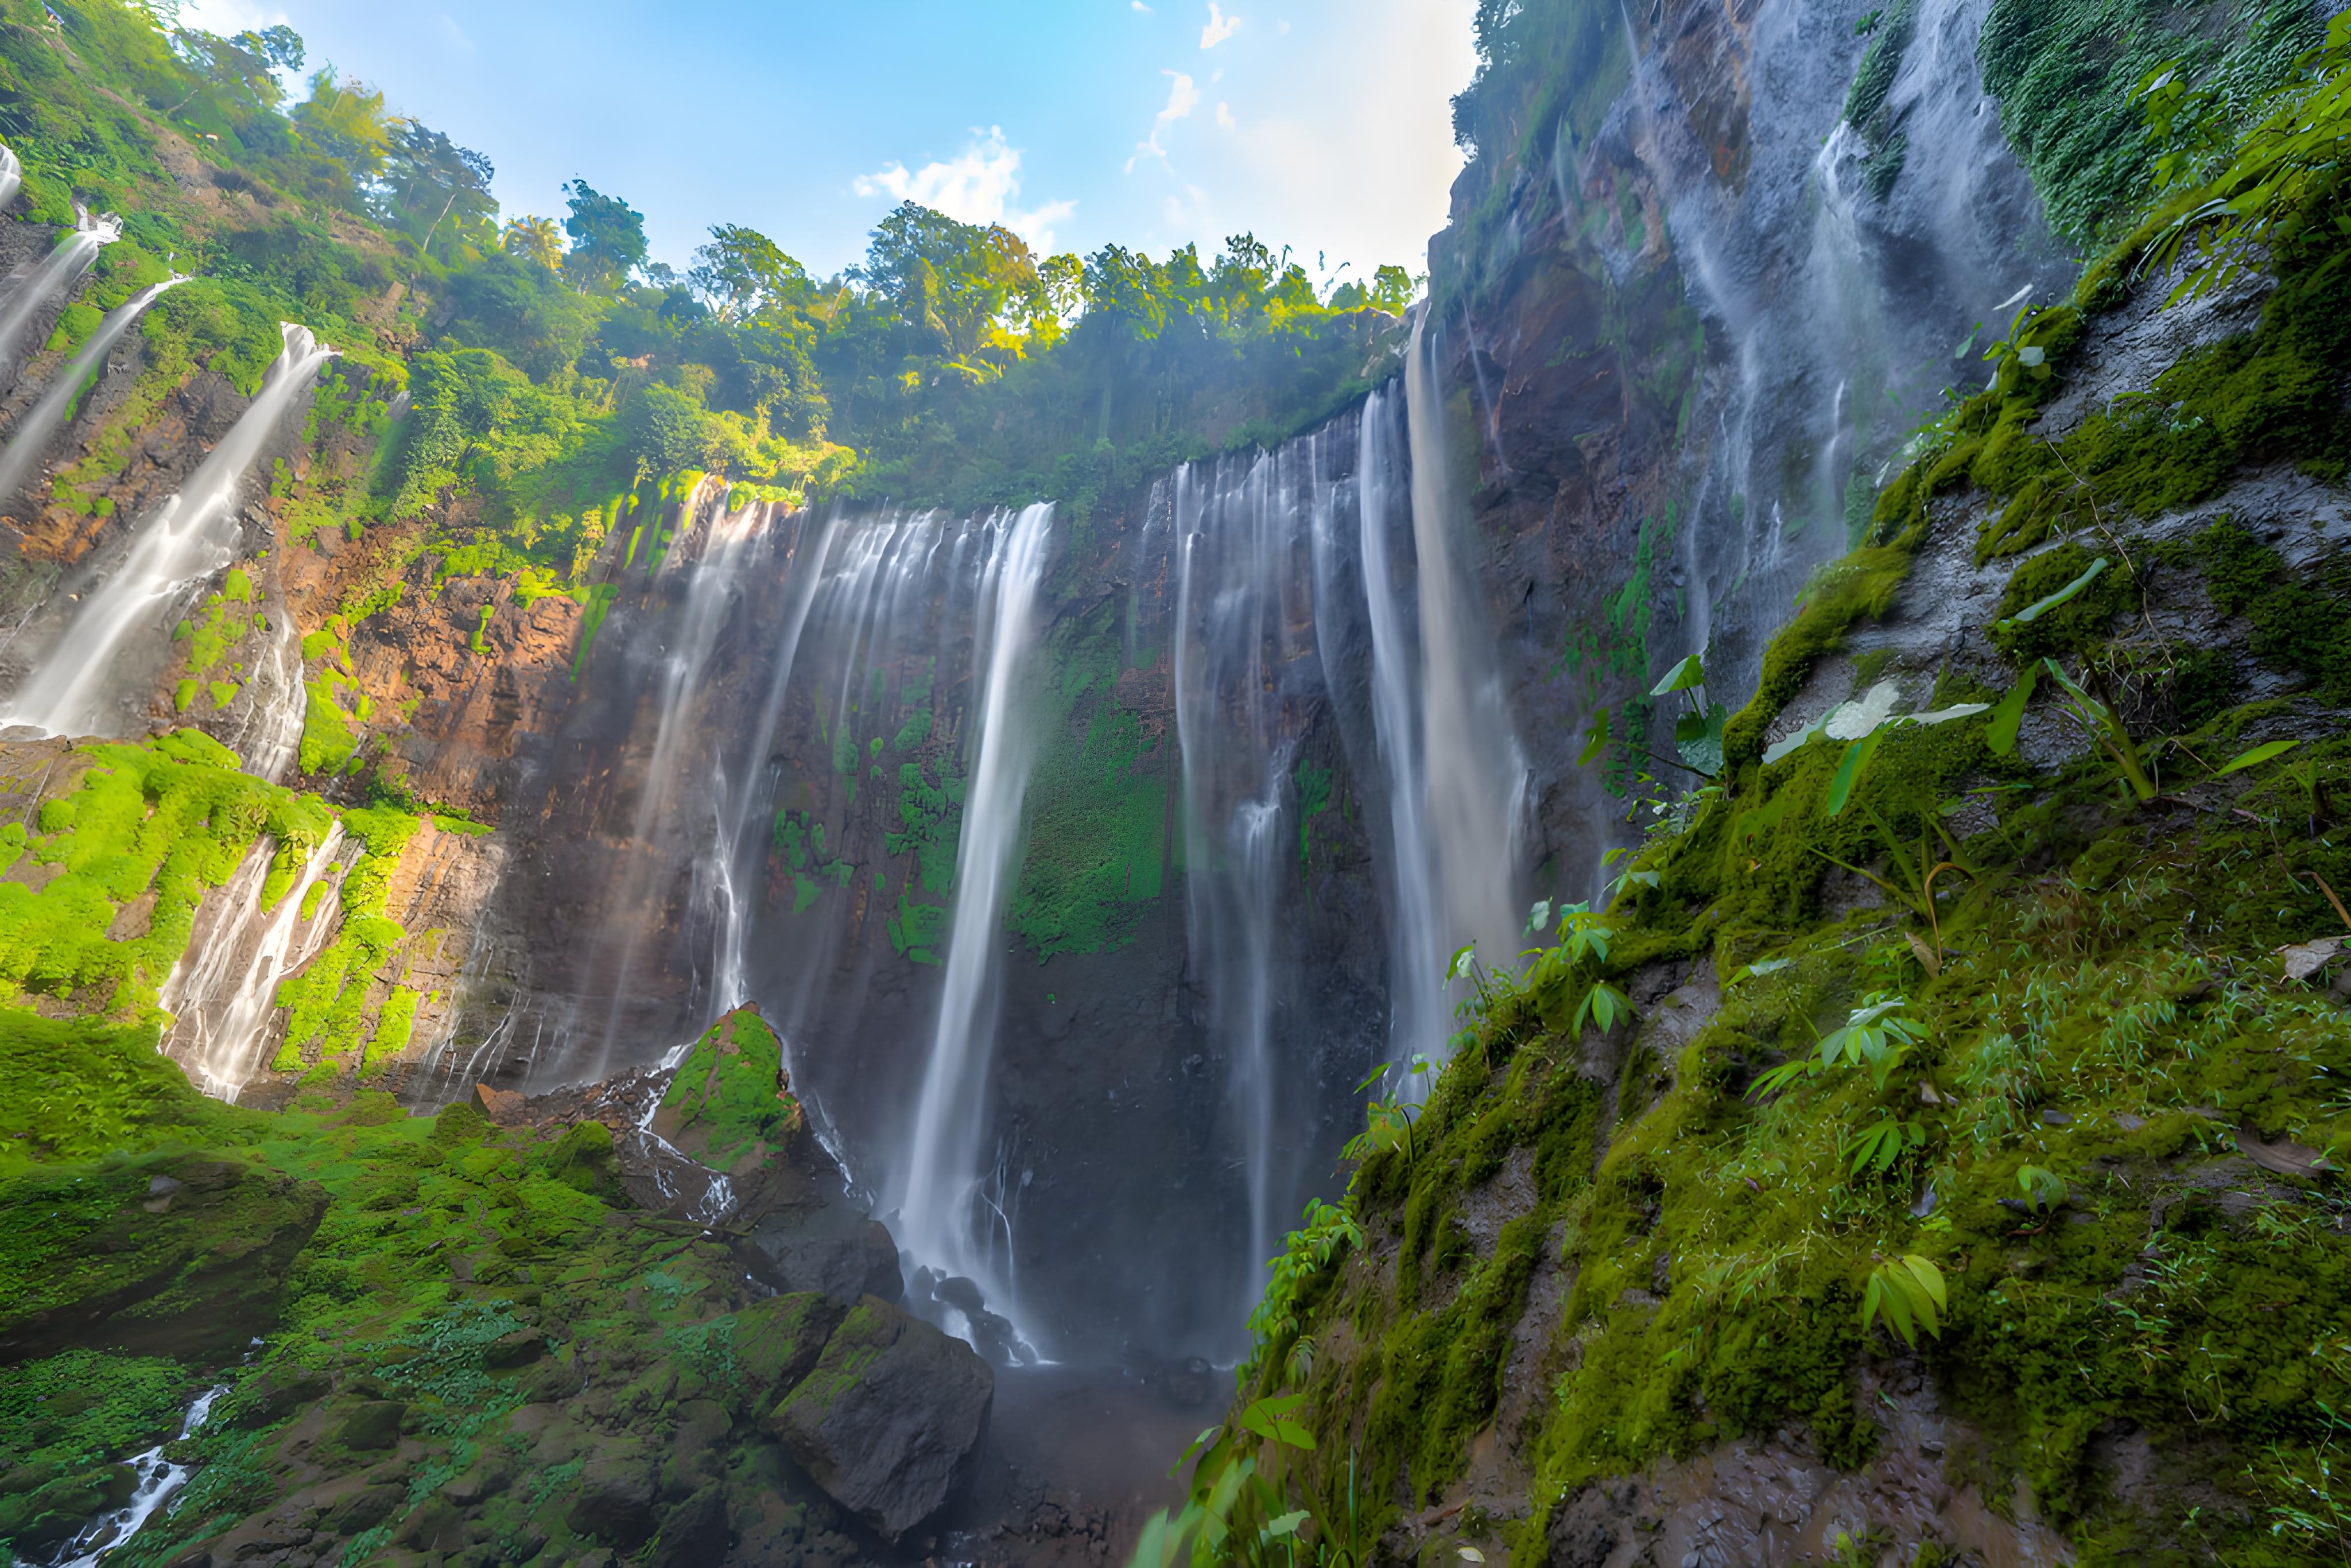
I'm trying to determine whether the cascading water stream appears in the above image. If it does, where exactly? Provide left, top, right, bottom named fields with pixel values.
left=1402, top=312, right=1527, bottom=1004
left=0, top=212, right=118, bottom=389
left=1171, top=455, right=1306, bottom=1301
left=589, top=476, right=759, bottom=1075
left=0, top=323, right=332, bottom=738
left=1353, top=382, right=1449, bottom=1065
left=0, top=144, right=21, bottom=213
left=230, top=596, right=305, bottom=782
left=0, top=277, right=178, bottom=515
left=161, top=824, right=346, bottom=1100
left=893, top=502, right=1052, bottom=1325
left=48, top=1384, right=226, bottom=1568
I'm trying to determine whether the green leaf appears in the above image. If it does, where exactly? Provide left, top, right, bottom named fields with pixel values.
left=1650, top=653, right=1706, bottom=696
left=2215, top=739, right=2300, bottom=777
left=1576, top=708, right=1611, bottom=767
left=1267, top=1510, right=1310, bottom=1539
left=1996, top=556, right=2108, bottom=628
left=1825, top=729, right=1884, bottom=817
left=1899, top=1253, right=1947, bottom=1311
left=1674, top=701, right=1728, bottom=777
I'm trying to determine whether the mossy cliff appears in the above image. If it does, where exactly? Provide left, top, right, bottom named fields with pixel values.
left=1159, top=36, right=2351, bottom=1568
left=0, top=1006, right=990, bottom=1567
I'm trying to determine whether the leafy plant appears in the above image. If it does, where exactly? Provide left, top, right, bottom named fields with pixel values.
left=1860, top=1253, right=1948, bottom=1346
left=2139, top=15, right=2351, bottom=305
left=1843, top=1116, right=1927, bottom=1176
left=1753, top=993, right=1927, bottom=1099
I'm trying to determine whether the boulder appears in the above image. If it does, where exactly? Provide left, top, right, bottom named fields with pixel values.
left=763, top=1296, right=994, bottom=1541
left=754, top=1217, right=904, bottom=1305
left=0, top=1154, right=328, bottom=1362
left=471, top=1081, right=527, bottom=1124
left=567, top=1446, right=658, bottom=1545
left=650, top=1484, right=731, bottom=1568
left=329, top=1400, right=406, bottom=1451
left=729, top=1291, right=841, bottom=1397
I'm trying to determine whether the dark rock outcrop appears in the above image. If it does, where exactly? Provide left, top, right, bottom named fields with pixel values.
left=766, top=1295, right=995, bottom=1542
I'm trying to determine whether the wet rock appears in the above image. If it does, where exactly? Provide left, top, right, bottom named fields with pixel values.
left=470, top=1081, right=526, bottom=1124
left=483, top=1326, right=546, bottom=1368
left=765, top=1295, right=994, bottom=1541
left=567, top=1447, right=659, bottom=1545
left=649, top=1484, right=730, bottom=1568
left=230, top=1368, right=331, bottom=1428
left=752, top=1216, right=905, bottom=1306
left=329, top=1400, right=406, bottom=1451
left=324, top=1482, right=403, bottom=1534
left=730, top=1290, right=842, bottom=1394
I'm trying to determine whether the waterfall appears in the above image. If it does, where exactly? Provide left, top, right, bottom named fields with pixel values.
left=1170, top=455, right=1308, bottom=1302
left=893, top=502, right=1052, bottom=1319
left=161, top=823, right=346, bottom=1100
left=230, top=597, right=305, bottom=782
left=1354, top=383, right=1448, bottom=1064
left=0, top=278, right=176, bottom=515
left=49, top=1384, right=226, bottom=1568
left=1402, top=313, right=1528, bottom=1002
left=0, top=212, right=118, bottom=389
left=0, top=144, right=21, bottom=212
left=1601, top=0, right=2067, bottom=725
left=0, top=323, right=332, bottom=739
left=589, top=476, right=761, bottom=1076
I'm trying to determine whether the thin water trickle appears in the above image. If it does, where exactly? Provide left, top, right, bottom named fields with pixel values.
left=1402, top=312, right=1528, bottom=1009
left=1355, top=383, right=1446, bottom=1066
left=0, top=323, right=332, bottom=739
left=0, top=211, right=118, bottom=390
left=0, top=278, right=174, bottom=518
left=591, top=478, right=765, bottom=1076
left=0, top=143, right=21, bottom=213
left=50, top=1383, right=226, bottom=1568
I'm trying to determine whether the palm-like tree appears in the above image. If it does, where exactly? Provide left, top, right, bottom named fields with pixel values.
left=502, top=215, right=562, bottom=271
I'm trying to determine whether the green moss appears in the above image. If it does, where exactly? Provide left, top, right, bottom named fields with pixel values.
left=656, top=1008, right=796, bottom=1168
left=0, top=735, right=332, bottom=1016
left=1988, top=542, right=2140, bottom=665
left=1719, top=546, right=1912, bottom=770
left=2191, top=518, right=2351, bottom=699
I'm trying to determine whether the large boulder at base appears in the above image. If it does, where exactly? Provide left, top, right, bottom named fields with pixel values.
left=751, top=1212, right=904, bottom=1305
left=763, top=1295, right=994, bottom=1540
left=0, top=1153, right=327, bottom=1363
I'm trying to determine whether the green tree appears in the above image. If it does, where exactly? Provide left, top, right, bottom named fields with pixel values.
left=688, top=224, right=810, bottom=323
left=382, top=121, right=495, bottom=258
left=501, top=215, right=563, bottom=271
left=561, top=180, right=648, bottom=294
left=292, top=67, right=389, bottom=181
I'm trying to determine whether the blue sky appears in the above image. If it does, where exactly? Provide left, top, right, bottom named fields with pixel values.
left=179, top=0, right=1477, bottom=286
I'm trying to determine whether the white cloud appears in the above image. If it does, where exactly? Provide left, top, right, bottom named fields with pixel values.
left=1278, top=17, right=1291, bottom=32
left=439, top=13, right=475, bottom=53
left=1126, top=71, right=1201, bottom=172
left=1132, top=1, right=1151, bottom=10
left=1200, top=2, right=1243, bottom=48
left=1216, top=101, right=1236, bottom=130
left=856, top=126, right=1077, bottom=250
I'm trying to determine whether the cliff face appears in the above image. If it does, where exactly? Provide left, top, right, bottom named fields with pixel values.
left=0, top=0, right=2080, bottom=1376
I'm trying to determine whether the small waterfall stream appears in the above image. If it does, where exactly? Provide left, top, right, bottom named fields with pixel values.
left=0, top=278, right=177, bottom=514
left=0, top=323, right=332, bottom=738
left=589, top=476, right=765, bottom=1074
left=48, top=1384, right=226, bottom=1568
left=0, top=212, right=117, bottom=389
left=161, top=824, right=346, bottom=1100
left=0, top=144, right=21, bottom=213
